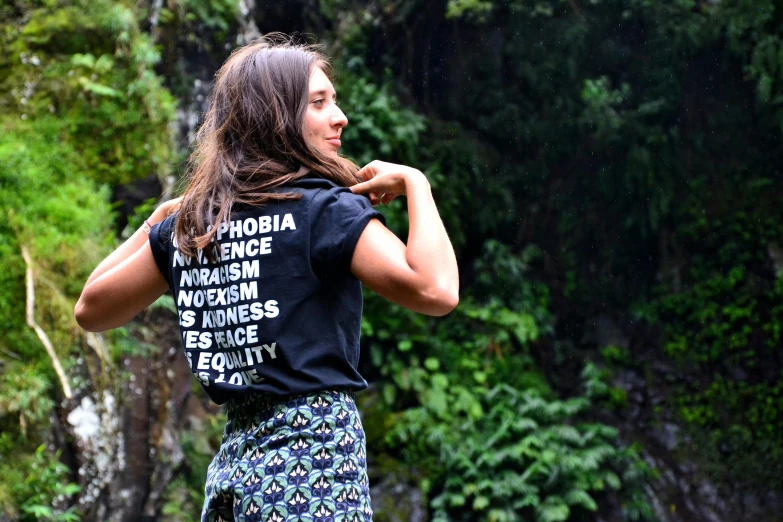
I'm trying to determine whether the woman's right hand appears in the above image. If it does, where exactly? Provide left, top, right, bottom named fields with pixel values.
left=351, top=160, right=428, bottom=206
left=349, top=159, right=458, bottom=317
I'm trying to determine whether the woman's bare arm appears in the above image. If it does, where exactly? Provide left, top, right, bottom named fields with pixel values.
left=83, top=198, right=180, bottom=287
left=74, top=242, right=169, bottom=332
left=74, top=199, right=180, bottom=332
left=350, top=162, right=459, bottom=316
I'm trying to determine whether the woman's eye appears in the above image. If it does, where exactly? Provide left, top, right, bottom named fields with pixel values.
left=312, top=99, right=324, bottom=107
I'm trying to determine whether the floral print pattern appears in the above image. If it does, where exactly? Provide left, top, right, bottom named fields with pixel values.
left=202, top=390, right=372, bottom=522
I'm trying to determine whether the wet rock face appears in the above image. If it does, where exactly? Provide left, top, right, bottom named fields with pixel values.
left=369, top=475, right=428, bottom=522
left=577, top=313, right=783, bottom=521
left=66, top=393, right=124, bottom=513
left=175, top=77, right=213, bottom=153
left=593, top=314, right=630, bottom=350
left=604, top=322, right=783, bottom=522
left=236, top=0, right=261, bottom=45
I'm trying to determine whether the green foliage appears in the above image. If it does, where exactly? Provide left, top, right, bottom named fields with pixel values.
left=331, top=43, right=515, bottom=253
left=154, top=0, right=239, bottom=46
left=582, top=362, right=629, bottom=412
left=122, top=197, right=160, bottom=238
left=0, top=445, right=80, bottom=521
left=360, top=236, right=651, bottom=518
left=0, top=366, right=54, bottom=431
left=339, top=64, right=428, bottom=168
left=0, top=1, right=176, bottom=516
left=0, top=117, right=114, bottom=359
left=392, top=380, right=653, bottom=522
left=178, top=0, right=238, bottom=31
left=0, top=0, right=176, bottom=185
left=109, top=326, right=159, bottom=359
left=599, top=345, right=631, bottom=367
left=580, top=77, right=633, bottom=140
left=371, top=0, right=783, bottom=504
left=642, top=208, right=783, bottom=493
left=0, top=115, right=116, bottom=517
left=445, top=0, right=493, bottom=21
left=414, top=383, right=613, bottom=521
left=659, top=0, right=783, bottom=129
left=3, top=0, right=783, bottom=518
left=161, top=412, right=227, bottom=520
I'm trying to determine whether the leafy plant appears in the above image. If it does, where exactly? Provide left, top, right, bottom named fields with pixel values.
left=0, top=446, right=80, bottom=521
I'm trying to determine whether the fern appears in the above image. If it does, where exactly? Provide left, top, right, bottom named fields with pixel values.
left=400, top=377, right=654, bottom=522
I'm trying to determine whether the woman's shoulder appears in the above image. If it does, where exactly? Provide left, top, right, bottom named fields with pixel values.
left=287, top=175, right=338, bottom=187
left=283, top=176, right=369, bottom=207
left=283, top=176, right=341, bottom=193
left=230, top=176, right=369, bottom=215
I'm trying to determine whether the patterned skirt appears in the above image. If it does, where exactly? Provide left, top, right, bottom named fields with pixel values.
left=202, top=389, right=373, bottom=522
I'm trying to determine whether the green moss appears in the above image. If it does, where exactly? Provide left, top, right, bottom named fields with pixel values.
left=600, top=345, right=631, bottom=367
left=644, top=209, right=783, bottom=493
left=0, top=1, right=177, bottom=516
left=0, top=0, right=175, bottom=185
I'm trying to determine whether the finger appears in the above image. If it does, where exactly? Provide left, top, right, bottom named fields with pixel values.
left=380, top=193, right=397, bottom=205
left=350, top=179, right=377, bottom=195
left=356, top=162, right=379, bottom=181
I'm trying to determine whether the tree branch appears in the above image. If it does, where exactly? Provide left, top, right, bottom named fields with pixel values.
left=84, top=331, right=110, bottom=364
left=21, top=246, right=73, bottom=400
left=0, top=347, right=22, bottom=360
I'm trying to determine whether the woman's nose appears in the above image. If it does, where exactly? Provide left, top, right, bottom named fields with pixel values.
left=332, top=106, right=348, bottom=128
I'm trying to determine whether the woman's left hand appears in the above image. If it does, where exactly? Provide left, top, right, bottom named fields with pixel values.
left=151, top=196, right=183, bottom=223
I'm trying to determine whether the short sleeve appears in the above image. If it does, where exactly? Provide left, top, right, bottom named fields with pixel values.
left=148, top=215, right=175, bottom=288
left=310, top=187, right=386, bottom=274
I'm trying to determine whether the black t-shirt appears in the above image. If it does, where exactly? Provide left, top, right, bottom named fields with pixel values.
left=148, top=178, right=385, bottom=405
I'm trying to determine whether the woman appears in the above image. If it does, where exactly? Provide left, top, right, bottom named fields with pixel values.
left=75, top=34, right=458, bottom=522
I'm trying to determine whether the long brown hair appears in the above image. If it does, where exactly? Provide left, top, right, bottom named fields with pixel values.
left=174, top=33, right=358, bottom=259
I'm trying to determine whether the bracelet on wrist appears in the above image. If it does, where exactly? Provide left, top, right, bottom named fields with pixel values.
left=142, top=219, right=152, bottom=234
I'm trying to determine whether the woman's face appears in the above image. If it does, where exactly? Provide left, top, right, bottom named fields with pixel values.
left=302, top=66, right=348, bottom=158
